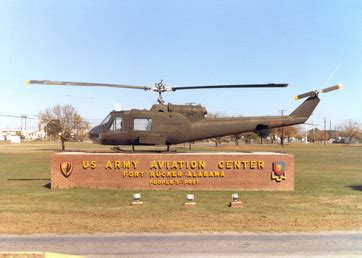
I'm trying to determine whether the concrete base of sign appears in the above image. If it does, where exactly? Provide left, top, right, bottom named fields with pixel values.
left=51, top=152, right=294, bottom=190
left=229, top=201, right=243, bottom=208
left=184, top=202, right=196, bottom=206
left=131, top=201, right=143, bottom=206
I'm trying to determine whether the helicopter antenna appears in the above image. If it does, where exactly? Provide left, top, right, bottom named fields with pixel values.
left=114, top=99, right=121, bottom=111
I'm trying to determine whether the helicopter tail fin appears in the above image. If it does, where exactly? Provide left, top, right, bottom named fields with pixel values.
left=289, top=95, right=320, bottom=120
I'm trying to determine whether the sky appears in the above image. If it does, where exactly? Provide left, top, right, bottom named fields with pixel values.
left=0, top=0, right=361, bottom=130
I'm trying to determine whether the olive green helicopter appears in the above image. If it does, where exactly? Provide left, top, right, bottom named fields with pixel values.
left=27, top=80, right=342, bottom=151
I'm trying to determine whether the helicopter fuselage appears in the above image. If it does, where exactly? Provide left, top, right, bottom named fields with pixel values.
left=89, top=96, right=319, bottom=146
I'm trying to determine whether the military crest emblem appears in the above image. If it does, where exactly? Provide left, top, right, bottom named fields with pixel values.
left=272, top=161, right=286, bottom=182
left=60, top=161, right=73, bottom=177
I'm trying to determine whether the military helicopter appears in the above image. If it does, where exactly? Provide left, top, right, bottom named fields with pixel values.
left=27, top=80, right=342, bottom=151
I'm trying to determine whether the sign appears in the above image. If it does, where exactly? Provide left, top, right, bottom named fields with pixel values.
left=51, top=152, right=294, bottom=190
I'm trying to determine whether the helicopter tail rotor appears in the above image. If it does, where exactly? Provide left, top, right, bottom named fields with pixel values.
left=294, top=84, right=342, bottom=100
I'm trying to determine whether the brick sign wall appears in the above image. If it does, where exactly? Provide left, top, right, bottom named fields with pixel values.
left=51, top=152, right=294, bottom=190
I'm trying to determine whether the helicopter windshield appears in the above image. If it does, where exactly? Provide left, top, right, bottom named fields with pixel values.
left=100, top=114, right=111, bottom=125
left=110, top=117, right=122, bottom=131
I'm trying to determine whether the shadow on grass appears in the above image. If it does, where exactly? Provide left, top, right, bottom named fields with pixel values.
left=37, top=148, right=60, bottom=152
left=8, top=178, right=50, bottom=181
left=43, top=182, right=51, bottom=189
left=348, top=185, right=362, bottom=191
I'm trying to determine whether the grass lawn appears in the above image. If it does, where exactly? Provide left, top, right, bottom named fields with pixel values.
left=0, top=141, right=361, bottom=234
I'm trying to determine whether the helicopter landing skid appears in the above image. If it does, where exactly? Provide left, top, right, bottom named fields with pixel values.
left=110, top=146, right=177, bottom=153
left=110, top=147, right=129, bottom=153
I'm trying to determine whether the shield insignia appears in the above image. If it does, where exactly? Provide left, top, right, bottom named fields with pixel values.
left=273, top=161, right=285, bottom=176
left=272, top=161, right=286, bottom=182
left=60, top=161, right=73, bottom=177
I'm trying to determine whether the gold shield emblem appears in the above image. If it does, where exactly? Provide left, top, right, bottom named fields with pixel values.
left=60, top=161, right=73, bottom=177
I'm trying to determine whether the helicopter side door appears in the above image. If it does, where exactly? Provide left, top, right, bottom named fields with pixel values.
left=151, top=111, right=191, bottom=145
left=132, top=116, right=166, bottom=145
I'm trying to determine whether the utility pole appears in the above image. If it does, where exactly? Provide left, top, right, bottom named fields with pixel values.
left=324, top=117, right=327, bottom=145
left=24, top=115, right=27, bottom=131
left=279, top=110, right=286, bottom=147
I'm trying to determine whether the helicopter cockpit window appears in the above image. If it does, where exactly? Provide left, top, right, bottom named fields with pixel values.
left=134, top=118, right=152, bottom=131
left=101, top=114, right=111, bottom=125
left=110, top=117, right=123, bottom=131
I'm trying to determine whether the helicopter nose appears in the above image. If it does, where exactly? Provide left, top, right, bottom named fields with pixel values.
left=89, top=125, right=101, bottom=143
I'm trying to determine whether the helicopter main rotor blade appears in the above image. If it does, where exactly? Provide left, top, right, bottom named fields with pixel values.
left=294, top=84, right=342, bottom=100
left=171, top=83, right=288, bottom=91
left=26, top=80, right=152, bottom=91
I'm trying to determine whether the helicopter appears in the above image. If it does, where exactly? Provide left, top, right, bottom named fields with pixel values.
left=27, top=80, right=342, bottom=151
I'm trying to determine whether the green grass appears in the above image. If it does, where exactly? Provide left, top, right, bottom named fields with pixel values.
left=0, top=141, right=361, bottom=233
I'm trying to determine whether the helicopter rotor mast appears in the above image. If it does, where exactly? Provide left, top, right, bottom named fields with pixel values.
left=26, top=80, right=288, bottom=105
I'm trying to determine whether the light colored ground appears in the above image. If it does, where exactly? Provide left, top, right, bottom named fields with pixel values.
left=0, top=141, right=361, bottom=233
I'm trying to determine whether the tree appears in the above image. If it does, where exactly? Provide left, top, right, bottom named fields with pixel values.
left=307, top=128, right=324, bottom=142
left=270, top=128, right=280, bottom=144
left=231, top=134, right=242, bottom=145
left=340, top=120, right=360, bottom=143
left=272, top=126, right=299, bottom=144
left=284, top=126, right=299, bottom=143
left=242, top=132, right=258, bottom=144
left=294, top=126, right=305, bottom=143
left=39, top=105, right=90, bottom=150
left=255, top=126, right=271, bottom=144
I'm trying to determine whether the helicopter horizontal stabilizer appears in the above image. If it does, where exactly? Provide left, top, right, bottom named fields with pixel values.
left=294, top=84, right=342, bottom=100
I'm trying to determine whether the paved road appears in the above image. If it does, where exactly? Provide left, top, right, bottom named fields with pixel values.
left=0, top=232, right=361, bottom=257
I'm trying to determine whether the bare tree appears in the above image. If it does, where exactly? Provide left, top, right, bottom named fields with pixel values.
left=284, top=126, right=299, bottom=143
left=272, top=126, right=300, bottom=143
left=39, top=105, right=90, bottom=150
left=307, top=128, right=323, bottom=142
left=294, top=125, right=305, bottom=142
left=242, top=132, right=258, bottom=144
left=340, top=120, right=360, bottom=143
left=231, top=134, right=242, bottom=145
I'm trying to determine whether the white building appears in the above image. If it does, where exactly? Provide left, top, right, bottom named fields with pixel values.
left=0, top=128, right=47, bottom=141
left=23, top=129, right=47, bottom=140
